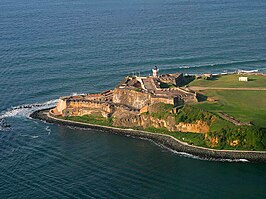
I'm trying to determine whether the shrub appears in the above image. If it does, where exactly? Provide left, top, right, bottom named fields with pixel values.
left=150, top=103, right=174, bottom=119
left=175, top=105, right=213, bottom=125
left=206, top=125, right=266, bottom=150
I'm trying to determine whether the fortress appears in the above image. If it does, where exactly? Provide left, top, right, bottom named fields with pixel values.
left=51, top=67, right=198, bottom=123
left=36, top=68, right=266, bottom=153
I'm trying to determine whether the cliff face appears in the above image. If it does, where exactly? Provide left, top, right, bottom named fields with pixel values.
left=113, top=114, right=209, bottom=133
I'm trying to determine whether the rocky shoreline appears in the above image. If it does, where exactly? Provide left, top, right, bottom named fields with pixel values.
left=30, top=108, right=266, bottom=163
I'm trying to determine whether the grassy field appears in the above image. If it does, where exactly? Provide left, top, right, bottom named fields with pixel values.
left=188, top=74, right=266, bottom=88
left=63, top=115, right=113, bottom=126
left=187, top=74, right=266, bottom=128
left=193, top=90, right=266, bottom=128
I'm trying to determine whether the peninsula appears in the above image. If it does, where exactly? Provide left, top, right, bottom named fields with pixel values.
left=31, top=67, right=266, bottom=162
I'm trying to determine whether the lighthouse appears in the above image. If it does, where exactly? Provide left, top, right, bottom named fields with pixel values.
left=152, top=66, right=159, bottom=77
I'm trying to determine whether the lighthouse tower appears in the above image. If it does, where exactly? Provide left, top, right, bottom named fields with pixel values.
left=152, top=66, right=159, bottom=77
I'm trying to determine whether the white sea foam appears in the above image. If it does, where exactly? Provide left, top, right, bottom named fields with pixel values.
left=66, top=125, right=93, bottom=131
left=45, top=126, right=51, bottom=135
left=167, top=146, right=249, bottom=163
left=179, top=66, right=191, bottom=69
left=20, top=134, right=39, bottom=139
left=72, top=92, right=86, bottom=96
left=0, top=99, right=58, bottom=120
left=178, top=65, right=201, bottom=69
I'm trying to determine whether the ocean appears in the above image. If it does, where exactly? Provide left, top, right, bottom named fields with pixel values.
left=0, top=0, right=266, bottom=198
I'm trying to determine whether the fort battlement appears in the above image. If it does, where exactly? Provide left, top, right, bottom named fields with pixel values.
left=53, top=68, right=199, bottom=120
left=52, top=93, right=140, bottom=119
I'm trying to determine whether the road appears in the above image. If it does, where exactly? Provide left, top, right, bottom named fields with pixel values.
left=188, top=86, right=266, bottom=91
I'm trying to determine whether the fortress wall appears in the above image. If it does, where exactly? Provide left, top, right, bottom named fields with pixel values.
left=65, top=100, right=140, bottom=119
left=159, top=76, right=176, bottom=85
left=182, top=94, right=198, bottom=103
left=150, top=96, right=175, bottom=105
left=140, top=106, right=149, bottom=114
left=65, top=108, right=111, bottom=118
left=159, top=73, right=184, bottom=85
left=112, top=106, right=139, bottom=119
left=113, top=115, right=142, bottom=128
left=55, top=99, right=67, bottom=114
left=113, top=88, right=151, bottom=109
left=63, top=100, right=115, bottom=118
left=85, top=95, right=113, bottom=102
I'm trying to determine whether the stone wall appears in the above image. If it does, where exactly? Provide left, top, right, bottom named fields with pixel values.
left=111, top=105, right=139, bottom=119
left=113, top=88, right=151, bottom=109
left=150, top=96, right=175, bottom=105
left=84, top=90, right=113, bottom=102
left=62, top=100, right=115, bottom=118
left=53, top=97, right=141, bottom=119
left=55, top=98, right=67, bottom=115
left=182, top=93, right=198, bottom=104
left=159, top=73, right=184, bottom=86
left=112, top=88, right=186, bottom=109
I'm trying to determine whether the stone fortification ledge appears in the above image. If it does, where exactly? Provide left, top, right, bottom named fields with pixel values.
left=30, top=108, right=266, bottom=163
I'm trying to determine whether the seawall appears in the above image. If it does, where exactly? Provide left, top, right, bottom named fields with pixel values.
left=30, top=108, right=266, bottom=163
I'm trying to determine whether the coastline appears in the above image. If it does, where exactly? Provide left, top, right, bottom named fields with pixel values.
left=30, top=108, right=266, bottom=163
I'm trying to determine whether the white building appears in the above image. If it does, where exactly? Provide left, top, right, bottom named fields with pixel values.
left=152, top=66, right=159, bottom=77
left=239, top=77, right=248, bottom=82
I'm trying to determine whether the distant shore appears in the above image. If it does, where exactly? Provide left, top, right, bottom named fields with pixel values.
left=30, top=108, right=266, bottom=163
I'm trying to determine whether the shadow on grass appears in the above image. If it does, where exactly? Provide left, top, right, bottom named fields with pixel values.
left=196, top=93, right=208, bottom=102
left=178, top=76, right=195, bottom=86
left=205, top=76, right=219, bottom=81
left=247, top=78, right=256, bottom=82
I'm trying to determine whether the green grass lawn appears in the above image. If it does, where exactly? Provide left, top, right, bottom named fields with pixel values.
left=188, top=74, right=266, bottom=88
left=193, top=90, right=266, bottom=128
left=63, top=115, right=113, bottom=127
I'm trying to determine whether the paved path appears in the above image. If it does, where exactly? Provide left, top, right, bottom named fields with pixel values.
left=188, top=86, right=266, bottom=91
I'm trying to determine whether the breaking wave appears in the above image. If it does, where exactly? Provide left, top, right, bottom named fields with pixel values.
left=166, top=146, right=249, bottom=163
left=0, top=92, right=87, bottom=121
left=0, top=99, right=58, bottom=120
left=176, top=59, right=265, bottom=72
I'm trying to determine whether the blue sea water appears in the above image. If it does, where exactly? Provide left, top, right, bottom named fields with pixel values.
left=1, top=0, right=266, bottom=198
